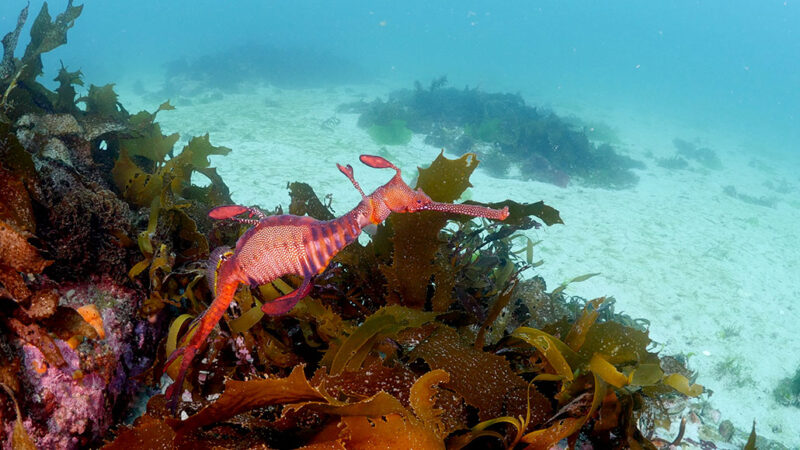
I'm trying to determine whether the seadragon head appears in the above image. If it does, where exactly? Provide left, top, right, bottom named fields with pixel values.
left=338, top=155, right=509, bottom=225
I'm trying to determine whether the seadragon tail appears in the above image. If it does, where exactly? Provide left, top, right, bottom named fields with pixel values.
left=166, top=253, right=242, bottom=411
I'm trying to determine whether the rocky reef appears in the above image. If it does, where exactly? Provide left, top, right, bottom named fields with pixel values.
left=1, top=2, right=230, bottom=448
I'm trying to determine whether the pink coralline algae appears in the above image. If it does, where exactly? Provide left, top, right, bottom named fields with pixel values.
left=1, top=277, right=161, bottom=450
left=19, top=341, right=107, bottom=449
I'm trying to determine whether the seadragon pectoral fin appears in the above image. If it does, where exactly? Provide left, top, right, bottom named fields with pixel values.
left=261, top=277, right=313, bottom=316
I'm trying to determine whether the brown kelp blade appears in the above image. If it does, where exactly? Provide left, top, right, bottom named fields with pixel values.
left=421, top=201, right=509, bottom=221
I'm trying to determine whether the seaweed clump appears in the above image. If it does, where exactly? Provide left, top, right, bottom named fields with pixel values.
left=367, top=119, right=413, bottom=146
left=0, top=3, right=234, bottom=448
left=773, top=366, right=800, bottom=408
left=105, top=152, right=706, bottom=449
left=655, top=139, right=724, bottom=173
left=342, top=77, right=644, bottom=189
left=722, top=185, right=776, bottom=208
left=152, top=43, right=370, bottom=102
left=656, top=155, right=689, bottom=170
left=672, top=138, right=723, bottom=170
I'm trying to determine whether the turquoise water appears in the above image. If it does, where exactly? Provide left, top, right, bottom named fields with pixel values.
left=2, top=1, right=797, bottom=158
left=2, top=1, right=799, bottom=447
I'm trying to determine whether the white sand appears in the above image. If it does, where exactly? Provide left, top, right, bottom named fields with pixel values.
left=120, top=81, right=800, bottom=447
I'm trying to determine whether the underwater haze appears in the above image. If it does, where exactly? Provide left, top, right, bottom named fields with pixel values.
left=2, top=1, right=800, bottom=449
left=2, top=0, right=798, bottom=158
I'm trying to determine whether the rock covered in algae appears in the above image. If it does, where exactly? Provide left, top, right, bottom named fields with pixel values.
left=2, top=278, right=159, bottom=450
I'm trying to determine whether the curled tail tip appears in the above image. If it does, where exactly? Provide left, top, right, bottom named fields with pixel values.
left=165, top=384, right=179, bottom=411
left=163, top=360, right=183, bottom=413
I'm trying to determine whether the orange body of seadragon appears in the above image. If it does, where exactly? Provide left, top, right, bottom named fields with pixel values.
left=164, top=155, right=509, bottom=411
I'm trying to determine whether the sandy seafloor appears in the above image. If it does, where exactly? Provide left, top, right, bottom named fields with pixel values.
left=118, top=80, right=800, bottom=448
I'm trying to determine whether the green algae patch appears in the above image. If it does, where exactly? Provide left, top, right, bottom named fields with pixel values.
left=368, top=119, right=412, bottom=145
